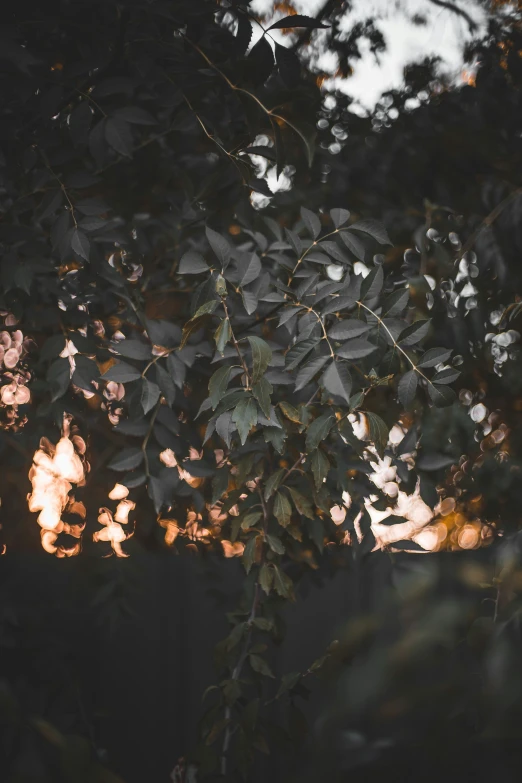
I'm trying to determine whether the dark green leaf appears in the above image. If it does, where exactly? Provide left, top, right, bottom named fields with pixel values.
left=306, top=412, right=334, bottom=451
left=265, top=533, right=285, bottom=555
left=330, top=208, right=350, bottom=228
left=295, top=355, right=330, bottom=390
left=101, top=362, right=141, bottom=383
left=154, top=363, right=176, bottom=406
left=397, top=369, right=418, bottom=408
left=105, top=117, right=133, bottom=156
left=328, top=319, right=371, bottom=340
left=310, top=449, right=330, bottom=490
left=71, top=229, right=90, bottom=261
left=252, top=377, right=272, bottom=418
left=249, top=654, right=275, bottom=677
left=279, top=306, right=303, bottom=327
left=248, top=35, right=274, bottom=85
left=209, top=365, right=234, bottom=409
left=275, top=42, right=301, bottom=88
left=47, top=358, right=71, bottom=400
left=366, top=411, right=389, bottom=457
left=179, top=250, right=209, bottom=274
left=214, top=318, right=231, bottom=355
left=247, top=336, right=272, bottom=383
left=274, top=491, right=292, bottom=527
left=140, top=378, right=160, bottom=414
left=300, top=207, right=321, bottom=239
left=350, top=218, right=391, bottom=245
left=339, top=230, right=366, bottom=260
left=241, top=288, right=258, bottom=315
left=360, top=265, right=383, bottom=302
left=336, top=338, right=376, bottom=359
left=206, top=226, right=230, bottom=267
left=264, top=469, right=285, bottom=501
left=432, top=367, right=460, bottom=384
left=232, top=397, right=258, bottom=444
left=110, top=339, right=152, bottom=360
left=239, top=254, right=261, bottom=287
left=427, top=383, right=457, bottom=407
left=259, top=563, right=273, bottom=595
left=382, top=288, right=410, bottom=317
left=272, top=564, right=294, bottom=599
left=242, top=535, right=258, bottom=574
left=285, top=338, right=318, bottom=370
left=322, top=360, right=352, bottom=403
left=108, top=447, right=144, bottom=471
left=418, top=347, right=453, bottom=368
left=268, top=14, right=329, bottom=29
left=289, top=485, right=315, bottom=520
left=398, top=320, right=431, bottom=346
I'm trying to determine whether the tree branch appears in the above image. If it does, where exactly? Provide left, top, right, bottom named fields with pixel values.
left=427, top=0, right=478, bottom=33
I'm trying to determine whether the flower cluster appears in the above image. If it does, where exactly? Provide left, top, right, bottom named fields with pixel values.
left=28, top=425, right=87, bottom=557
left=93, top=483, right=136, bottom=558
left=0, top=327, right=32, bottom=430
left=485, top=308, right=520, bottom=375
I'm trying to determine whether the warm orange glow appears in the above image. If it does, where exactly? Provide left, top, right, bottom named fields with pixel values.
left=221, top=540, right=245, bottom=558
left=94, top=495, right=135, bottom=558
left=461, top=69, right=476, bottom=87
left=159, top=518, right=180, bottom=546
left=330, top=505, right=346, bottom=525
left=109, top=483, right=129, bottom=500
left=160, top=448, right=177, bottom=467
left=458, top=524, right=481, bottom=550
left=28, top=424, right=87, bottom=557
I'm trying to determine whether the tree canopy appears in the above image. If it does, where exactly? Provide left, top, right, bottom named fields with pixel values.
left=2, top=1, right=522, bottom=781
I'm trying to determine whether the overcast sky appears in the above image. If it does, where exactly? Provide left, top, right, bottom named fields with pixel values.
left=249, top=0, right=488, bottom=110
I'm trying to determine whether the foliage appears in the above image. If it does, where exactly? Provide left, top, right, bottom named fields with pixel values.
left=3, top=1, right=522, bottom=781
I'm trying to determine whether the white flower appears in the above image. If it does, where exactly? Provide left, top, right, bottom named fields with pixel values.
left=470, top=403, right=487, bottom=423
left=368, top=455, right=397, bottom=491
left=460, top=282, right=478, bottom=298
left=326, top=264, right=344, bottom=281
left=330, top=505, right=346, bottom=525
left=353, top=261, right=370, bottom=278
left=388, top=424, right=405, bottom=446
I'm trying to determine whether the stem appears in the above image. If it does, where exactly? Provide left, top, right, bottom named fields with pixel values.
left=75, top=88, right=107, bottom=117
left=356, top=300, right=432, bottom=385
left=221, top=297, right=251, bottom=387
left=181, top=92, right=241, bottom=170
left=220, top=486, right=268, bottom=775
left=305, top=306, right=335, bottom=357
left=141, top=348, right=174, bottom=378
left=281, top=453, right=305, bottom=484
left=37, top=147, right=78, bottom=227
left=220, top=583, right=261, bottom=775
left=142, top=402, right=161, bottom=477
left=182, top=35, right=315, bottom=164
left=457, top=187, right=522, bottom=263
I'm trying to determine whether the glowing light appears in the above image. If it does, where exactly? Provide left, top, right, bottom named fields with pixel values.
left=221, top=540, right=245, bottom=558
left=159, top=518, right=180, bottom=546
left=94, top=501, right=134, bottom=557
left=28, top=426, right=86, bottom=557
left=330, top=505, right=347, bottom=525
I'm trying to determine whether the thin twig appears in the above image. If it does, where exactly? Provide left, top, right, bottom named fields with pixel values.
left=356, top=300, right=431, bottom=384
left=142, top=402, right=161, bottom=477
left=221, top=297, right=251, bottom=387
left=37, top=146, right=78, bottom=227
left=457, top=187, right=522, bottom=262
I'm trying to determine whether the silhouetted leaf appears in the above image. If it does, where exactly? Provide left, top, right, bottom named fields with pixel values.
left=268, top=14, right=329, bottom=29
